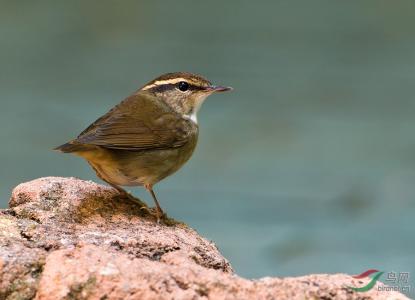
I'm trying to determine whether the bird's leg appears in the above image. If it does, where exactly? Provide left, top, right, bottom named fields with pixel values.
left=92, top=165, right=161, bottom=221
left=89, top=163, right=142, bottom=205
left=109, top=182, right=154, bottom=212
left=145, top=184, right=164, bottom=222
left=99, top=177, right=143, bottom=206
left=108, top=182, right=132, bottom=199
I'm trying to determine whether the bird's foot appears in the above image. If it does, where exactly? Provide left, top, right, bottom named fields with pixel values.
left=156, top=208, right=166, bottom=224
left=112, top=187, right=168, bottom=224
left=139, top=206, right=151, bottom=213
left=140, top=206, right=166, bottom=223
left=114, top=190, right=146, bottom=207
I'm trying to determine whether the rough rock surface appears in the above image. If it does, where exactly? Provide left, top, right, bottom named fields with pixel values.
left=0, top=177, right=409, bottom=300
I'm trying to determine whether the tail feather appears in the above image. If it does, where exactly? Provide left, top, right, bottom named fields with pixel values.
left=54, top=141, right=86, bottom=153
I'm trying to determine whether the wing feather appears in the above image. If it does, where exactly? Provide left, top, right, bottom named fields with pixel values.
left=75, top=92, right=197, bottom=150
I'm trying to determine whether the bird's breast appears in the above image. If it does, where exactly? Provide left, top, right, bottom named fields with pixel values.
left=86, top=130, right=199, bottom=187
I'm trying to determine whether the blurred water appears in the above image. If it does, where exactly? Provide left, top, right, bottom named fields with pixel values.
left=1, top=0, right=415, bottom=296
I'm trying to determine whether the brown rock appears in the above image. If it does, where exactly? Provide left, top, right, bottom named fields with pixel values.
left=0, top=177, right=409, bottom=300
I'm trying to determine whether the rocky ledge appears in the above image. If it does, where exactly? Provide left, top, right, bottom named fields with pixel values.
left=0, top=177, right=409, bottom=300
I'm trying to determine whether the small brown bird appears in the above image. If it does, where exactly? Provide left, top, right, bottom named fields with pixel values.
left=55, top=72, right=232, bottom=221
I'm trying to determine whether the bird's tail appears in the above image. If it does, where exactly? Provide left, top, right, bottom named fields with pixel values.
left=54, top=141, right=87, bottom=153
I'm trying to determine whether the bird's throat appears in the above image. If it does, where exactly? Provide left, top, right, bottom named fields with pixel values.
left=185, top=94, right=209, bottom=124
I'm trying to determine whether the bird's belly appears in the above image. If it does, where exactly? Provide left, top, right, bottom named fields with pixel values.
left=85, top=136, right=198, bottom=187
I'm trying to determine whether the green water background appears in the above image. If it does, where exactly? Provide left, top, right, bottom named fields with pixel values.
left=1, top=1, right=414, bottom=296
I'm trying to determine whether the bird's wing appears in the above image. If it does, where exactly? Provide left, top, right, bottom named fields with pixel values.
left=75, top=92, right=197, bottom=150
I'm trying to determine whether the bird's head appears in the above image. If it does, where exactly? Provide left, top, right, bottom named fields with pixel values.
left=140, top=72, right=232, bottom=123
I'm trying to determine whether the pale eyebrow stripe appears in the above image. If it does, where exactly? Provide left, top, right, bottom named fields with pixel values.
left=142, top=78, right=191, bottom=90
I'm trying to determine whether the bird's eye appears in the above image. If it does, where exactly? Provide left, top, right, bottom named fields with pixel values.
left=178, top=81, right=189, bottom=92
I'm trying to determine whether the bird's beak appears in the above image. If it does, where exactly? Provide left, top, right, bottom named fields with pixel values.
left=205, top=85, right=233, bottom=93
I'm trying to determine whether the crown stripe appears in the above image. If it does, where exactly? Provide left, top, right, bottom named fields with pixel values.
left=142, top=78, right=190, bottom=90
